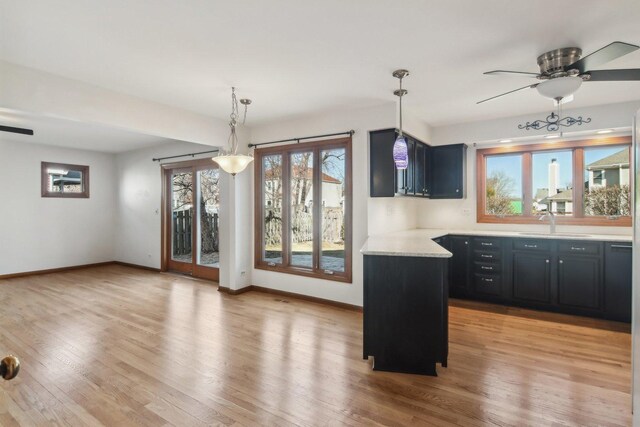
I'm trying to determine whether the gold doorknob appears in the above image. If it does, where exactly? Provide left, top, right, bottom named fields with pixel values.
left=0, top=355, right=20, bottom=380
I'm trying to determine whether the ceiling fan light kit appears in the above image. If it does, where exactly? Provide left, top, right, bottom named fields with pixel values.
left=478, top=41, right=640, bottom=104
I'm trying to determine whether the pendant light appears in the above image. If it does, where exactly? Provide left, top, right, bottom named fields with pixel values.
left=212, top=87, right=254, bottom=176
left=393, top=69, right=410, bottom=169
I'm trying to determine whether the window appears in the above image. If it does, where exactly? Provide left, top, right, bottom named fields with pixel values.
left=255, top=137, right=352, bottom=282
left=477, top=136, right=631, bottom=226
left=41, top=162, right=90, bottom=198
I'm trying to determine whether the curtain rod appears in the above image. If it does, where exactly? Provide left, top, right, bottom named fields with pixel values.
left=247, top=130, right=354, bottom=148
left=152, top=148, right=219, bottom=162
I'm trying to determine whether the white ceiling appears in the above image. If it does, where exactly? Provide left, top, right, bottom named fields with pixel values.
left=0, top=109, right=181, bottom=153
left=1, top=0, right=640, bottom=127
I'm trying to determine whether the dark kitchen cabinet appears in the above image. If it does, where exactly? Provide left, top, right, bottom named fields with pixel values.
left=558, top=255, right=602, bottom=310
left=429, top=144, right=467, bottom=199
left=369, top=129, right=397, bottom=197
left=369, top=129, right=465, bottom=199
left=363, top=255, right=448, bottom=376
left=448, top=236, right=470, bottom=297
left=512, top=252, right=551, bottom=303
left=604, top=242, right=632, bottom=322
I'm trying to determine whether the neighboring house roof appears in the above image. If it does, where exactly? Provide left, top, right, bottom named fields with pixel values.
left=265, top=167, right=341, bottom=184
left=541, top=189, right=573, bottom=203
left=534, top=188, right=548, bottom=201
left=586, top=148, right=629, bottom=170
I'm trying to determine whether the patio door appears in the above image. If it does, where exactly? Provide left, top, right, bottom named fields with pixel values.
left=162, top=159, right=220, bottom=281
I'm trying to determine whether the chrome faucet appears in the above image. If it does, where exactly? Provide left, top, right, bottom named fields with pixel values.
left=539, top=211, right=556, bottom=234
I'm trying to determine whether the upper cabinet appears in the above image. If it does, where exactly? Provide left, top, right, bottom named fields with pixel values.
left=369, top=129, right=466, bottom=199
left=429, top=144, right=467, bottom=199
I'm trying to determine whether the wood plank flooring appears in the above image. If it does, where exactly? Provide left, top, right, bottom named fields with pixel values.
left=0, top=265, right=631, bottom=426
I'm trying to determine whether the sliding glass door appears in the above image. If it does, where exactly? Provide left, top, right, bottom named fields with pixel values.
left=162, top=159, right=220, bottom=281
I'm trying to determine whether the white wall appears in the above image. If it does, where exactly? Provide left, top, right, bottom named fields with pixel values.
left=247, top=102, right=419, bottom=306
left=416, top=101, right=640, bottom=236
left=0, top=138, right=116, bottom=275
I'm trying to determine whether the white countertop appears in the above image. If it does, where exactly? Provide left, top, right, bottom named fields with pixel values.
left=360, top=228, right=632, bottom=258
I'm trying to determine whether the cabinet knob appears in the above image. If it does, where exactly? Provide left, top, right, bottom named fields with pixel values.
left=545, top=259, right=549, bottom=263
left=559, top=260, right=564, bottom=264
left=464, top=241, right=468, bottom=245
left=456, top=189, right=460, bottom=192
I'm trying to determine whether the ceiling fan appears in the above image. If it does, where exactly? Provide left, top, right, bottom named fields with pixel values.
left=478, top=41, right=640, bottom=104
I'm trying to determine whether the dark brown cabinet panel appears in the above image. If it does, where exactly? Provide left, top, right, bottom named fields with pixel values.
left=512, top=252, right=551, bottom=303
left=557, top=255, right=602, bottom=310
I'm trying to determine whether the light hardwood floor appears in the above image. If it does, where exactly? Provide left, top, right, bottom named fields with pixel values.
left=0, top=265, right=631, bottom=426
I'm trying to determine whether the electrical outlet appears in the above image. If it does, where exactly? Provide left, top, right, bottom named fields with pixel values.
left=462, top=208, right=471, bottom=216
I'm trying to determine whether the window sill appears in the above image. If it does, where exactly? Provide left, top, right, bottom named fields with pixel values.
left=254, top=263, right=352, bottom=283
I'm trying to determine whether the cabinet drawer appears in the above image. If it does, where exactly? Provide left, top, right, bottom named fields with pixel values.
left=474, top=274, right=501, bottom=296
left=558, top=241, right=600, bottom=255
left=473, top=251, right=501, bottom=262
left=474, top=261, right=501, bottom=274
left=513, top=239, right=551, bottom=252
left=473, top=238, right=501, bottom=250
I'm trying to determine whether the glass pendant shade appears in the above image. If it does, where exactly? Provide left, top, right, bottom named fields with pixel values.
left=393, top=135, right=409, bottom=169
left=212, top=154, right=254, bottom=176
left=536, top=76, right=582, bottom=100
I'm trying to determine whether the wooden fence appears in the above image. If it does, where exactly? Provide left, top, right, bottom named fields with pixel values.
left=264, top=207, right=343, bottom=245
left=172, top=209, right=219, bottom=255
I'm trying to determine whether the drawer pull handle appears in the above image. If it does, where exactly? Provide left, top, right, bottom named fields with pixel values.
left=524, top=244, right=538, bottom=248
left=611, top=244, right=632, bottom=249
left=481, top=242, right=493, bottom=246
left=481, top=266, right=493, bottom=270
left=483, top=278, right=493, bottom=283
left=480, top=254, right=493, bottom=259
left=571, top=247, right=586, bottom=251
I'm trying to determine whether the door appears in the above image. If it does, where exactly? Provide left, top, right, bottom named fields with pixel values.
left=604, top=242, right=632, bottom=322
left=162, top=159, right=220, bottom=281
left=430, top=144, right=466, bottom=199
left=512, top=252, right=551, bottom=303
left=558, top=255, right=602, bottom=310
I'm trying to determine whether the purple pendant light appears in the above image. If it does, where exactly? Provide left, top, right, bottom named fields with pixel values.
left=392, top=69, right=410, bottom=170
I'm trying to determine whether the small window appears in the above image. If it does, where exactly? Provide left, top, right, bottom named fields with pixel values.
left=41, top=162, right=90, bottom=198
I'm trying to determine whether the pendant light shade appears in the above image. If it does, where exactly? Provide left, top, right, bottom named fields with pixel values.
left=393, top=135, right=408, bottom=169
left=212, top=154, right=254, bottom=176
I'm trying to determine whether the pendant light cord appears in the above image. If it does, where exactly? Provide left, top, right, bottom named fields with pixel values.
left=398, top=77, right=404, bottom=137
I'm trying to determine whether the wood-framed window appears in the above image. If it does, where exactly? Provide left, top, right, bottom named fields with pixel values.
left=41, top=161, right=90, bottom=198
left=254, top=136, right=352, bottom=282
left=477, top=136, right=631, bottom=226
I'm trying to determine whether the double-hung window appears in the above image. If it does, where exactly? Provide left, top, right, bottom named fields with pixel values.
left=255, top=137, right=352, bottom=282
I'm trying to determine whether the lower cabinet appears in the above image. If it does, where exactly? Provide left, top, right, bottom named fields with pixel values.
left=557, top=255, right=602, bottom=310
left=439, top=235, right=631, bottom=322
left=604, top=243, right=632, bottom=322
left=512, top=252, right=551, bottom=303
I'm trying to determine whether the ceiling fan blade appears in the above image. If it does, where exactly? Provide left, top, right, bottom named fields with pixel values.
left=484, top=70, right=540, bottom=77
left=0, top=125, right=34, bottom=135
left=476, top=83, right=538, bottom=104
left=585, top=69, right=640, bottom=81
left=566, top=41, right=639, bottom=74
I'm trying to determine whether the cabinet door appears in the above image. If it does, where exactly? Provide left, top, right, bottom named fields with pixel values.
left=405, top=137, right=416, bottom=195
left=512, top=252, right=551, bottom=303
left=558, top=255, right=602, bottom=310
left=430, top=144, right=466, bottom=199
left=415, top=143, right=426, bottom=197
left=449, top=236, right=470, bottom=297
left=369, top=129, right=397, bottom=197
left=604, top=243, right=632, bottom=322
